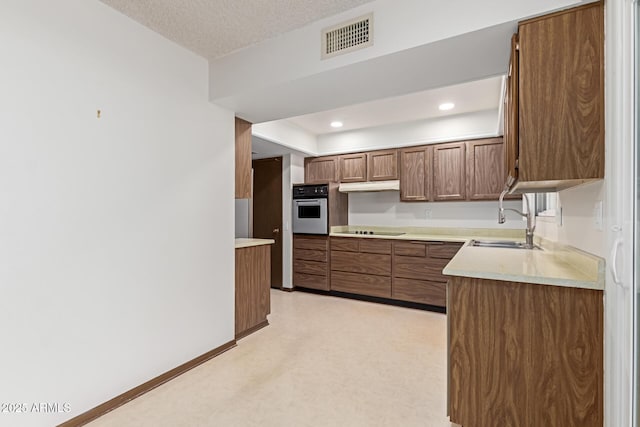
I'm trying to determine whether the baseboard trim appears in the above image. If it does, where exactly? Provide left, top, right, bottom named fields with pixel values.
left=279, top=286, right=297, bottom=292
left=235, top=319, right=269, bottom=340
left=58, top=339, right=237, bottom=427
left=296, top=287, right=447, bottom=314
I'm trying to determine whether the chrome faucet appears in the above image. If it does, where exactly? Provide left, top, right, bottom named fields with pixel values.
left=498, top=189, right=536, bottom=248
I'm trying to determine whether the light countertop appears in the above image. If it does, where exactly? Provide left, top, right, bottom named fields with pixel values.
left=235, top=238, right=275, bottom=249
left=329, top=226, right=604, bottom=291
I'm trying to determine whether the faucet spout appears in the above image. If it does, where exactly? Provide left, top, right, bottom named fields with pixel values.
left=497, top=189, right=536, bottom=249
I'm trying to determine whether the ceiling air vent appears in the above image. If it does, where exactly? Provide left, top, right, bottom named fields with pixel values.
left=321, top=13, right=373, bottom=60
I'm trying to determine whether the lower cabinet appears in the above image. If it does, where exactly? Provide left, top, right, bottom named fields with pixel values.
left=392, top=241, right=462, bottom=307
left=447, top=276, right=603, bottom=426
left=326, top=237, right=462, bottom=308
left=293, top=234, right=329, bottom=291
left=235, top=244, right=271, bottom=339
left=330, top=237, right=392, bottom=298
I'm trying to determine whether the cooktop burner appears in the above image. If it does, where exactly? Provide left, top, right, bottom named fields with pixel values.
left=343, top=230, right=406, bottom=236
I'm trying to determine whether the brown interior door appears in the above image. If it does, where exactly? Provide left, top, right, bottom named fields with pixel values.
left=252, top=157, right=283, bottom=288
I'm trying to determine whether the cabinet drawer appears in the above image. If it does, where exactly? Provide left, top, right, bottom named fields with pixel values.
left=294, top=249, right=327, bottom=262
left=393, top=241, right=427, bottom=257
left=294, top=259, right=327, bottom=276
left=392, top=277, right=446, bottom=307
left=293, top=272, right=329, bottom=291
left=393, top=256, right=450, bottom=282
left=331, top=237, right=359, bottom=252
left=294, top=235, right=328, bottom=251
left=359, top=239, right=392, bottom=254
left=331, top=271, right=391, bottom=299
left=331, top=251, right=391, bottom=276
left=428, top=242, right=463, bottom=259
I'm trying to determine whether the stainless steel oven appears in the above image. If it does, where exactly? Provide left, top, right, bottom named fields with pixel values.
left=292, top=184, right=329, bottom=235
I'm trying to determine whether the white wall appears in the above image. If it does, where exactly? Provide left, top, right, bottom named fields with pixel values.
left=282, top=153, right=306, bottom=289
left=348, top=192, right=524, bottom=230
left=317, top=110, right=499, bottom=155
left=0, top=1, right=235, bottom=426
left=535, top=182, right=606, bottom=257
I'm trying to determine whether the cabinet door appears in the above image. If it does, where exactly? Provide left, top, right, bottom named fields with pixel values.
left=367, top=149, right=398, bottom=181
left=339, top=153, right=367, bottom=182
left=433, top=142, right=466, bottom=201
left=466, top=138, right=507, bottom=200
left=505, top=34, right=519, bottom=184
left=304, top=156, right=339, bottom=183
left=399, top=146, right=432, bottom=202
left=235, top=118, right=252, bottom=199
left=518, top=3, right=604, bottom=183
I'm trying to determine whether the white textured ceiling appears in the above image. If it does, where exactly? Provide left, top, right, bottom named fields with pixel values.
left=99, top=0, right=376, bottom=59
left=286, top=76, right=504, bottom=135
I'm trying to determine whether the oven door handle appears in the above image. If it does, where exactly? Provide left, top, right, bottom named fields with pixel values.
left=295, top=200, right=321, bottom=204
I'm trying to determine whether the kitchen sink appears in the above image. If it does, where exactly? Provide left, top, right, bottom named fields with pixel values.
left=469, top=239, right=541, bottom=250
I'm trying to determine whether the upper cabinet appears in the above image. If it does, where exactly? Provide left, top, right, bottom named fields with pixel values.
left=235, top=117, right=252, bottom=199
left=399, top=146, right=432, bottom=202
left=305, top=155, right=339, bottom=183
left=433, top=142, right=466, bottom=201
left=367, top=149, right=398, bottom=181
left=339, top=153, right=367, bottom=182
left=467, top=138, right=509, bottom=200
left=508, top=2, right=604, bottom=192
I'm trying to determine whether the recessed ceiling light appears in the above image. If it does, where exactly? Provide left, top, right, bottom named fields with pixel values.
left=439, top=102, right=455, bottom=111
left=330, top=121, right=343, bottom=128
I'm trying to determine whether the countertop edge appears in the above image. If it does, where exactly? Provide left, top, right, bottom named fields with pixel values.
left=235, top=238, right=275, bottom=249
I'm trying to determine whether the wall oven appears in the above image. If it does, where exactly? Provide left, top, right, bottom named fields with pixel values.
left=292, top=184, right=329, bottom=235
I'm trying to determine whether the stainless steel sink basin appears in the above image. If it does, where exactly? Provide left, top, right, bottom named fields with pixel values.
left=469, top=239, right=541, bottom=250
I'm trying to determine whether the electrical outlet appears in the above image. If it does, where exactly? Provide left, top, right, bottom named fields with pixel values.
left=425, top=208, right=432, bottom=219
left=594, top=200, right=603, bottom=231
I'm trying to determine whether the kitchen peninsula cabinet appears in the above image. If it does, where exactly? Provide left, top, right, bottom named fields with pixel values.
left=293, top=235, right=330, bottom=291
left=433, top=142, right=466, bottom=201
left=367, top=149, right=398, bottom=181
left=399, top=146, right=432, bottom=201
left=235, top=117, right=252, bottom=199
left=507, top=2, right=604, bottom=192
left=448, top=276, right=603, bottom=426
left=235, top=240, right=273, bottom=339
left=305, top=156, right=339, bottom=183
left=339, top=153, right=367, bottom=182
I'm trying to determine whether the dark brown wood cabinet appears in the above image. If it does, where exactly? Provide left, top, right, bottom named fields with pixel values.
left=433, top=142, right=466, bottom=201
left=293, top=235, right=330, bottom=291
left=505, top=33, right=519, bottom=185
left=448, top=276, right=603, bottom=427
left=235, top=117, right=252, bottom=199
left=339, top=153, right=367, bottom=182
left=509, top=2, right=604, bottom=192
left=330, top=237, right=392, bottom=298
left=392, top=241, right=462, bottom=307
left=305, top=156, right=339, bottom=183
left=367, top=149, right=398, bottom=181
left=235, top=244, right=271, bottom=338
left=399, top=146, right=432, bottom=202
left=466, top=138, right=509, bottom=200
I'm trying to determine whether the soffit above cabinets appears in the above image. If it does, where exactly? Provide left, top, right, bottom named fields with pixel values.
left=285, top=76, right=504, bottom=135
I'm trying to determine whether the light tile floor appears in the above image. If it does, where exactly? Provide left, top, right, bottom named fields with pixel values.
left=89, top=290, right=455, bottom=427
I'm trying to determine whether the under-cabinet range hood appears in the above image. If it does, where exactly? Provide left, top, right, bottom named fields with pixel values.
left=338, top=180, right=400, bottom=193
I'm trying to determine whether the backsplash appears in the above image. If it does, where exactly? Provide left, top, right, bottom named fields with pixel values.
left=535, top=181, right=605, bottom=257
left=347, top=192, right=525, bottom=230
